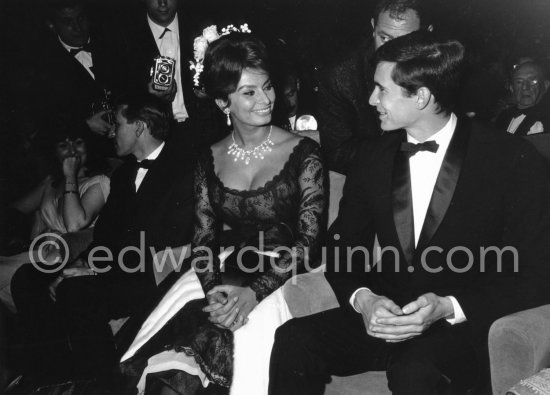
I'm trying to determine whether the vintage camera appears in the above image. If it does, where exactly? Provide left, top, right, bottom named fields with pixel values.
left=151, top=56, right=176, bottom=91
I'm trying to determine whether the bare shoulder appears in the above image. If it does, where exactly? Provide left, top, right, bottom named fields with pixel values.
left=210, top=135, right=232, bottom=158
left=270, top=126, right=302, bottom=149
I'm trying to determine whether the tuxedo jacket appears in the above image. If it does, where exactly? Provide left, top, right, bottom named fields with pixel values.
left=495, top=100, right=550, bottom=136
left=32, top=32, right=111, bottom=136
left=111, top=12, right=225, bottom=148
left=317, top=42, right=380, bottom=175
left=85, top=142, right=195, bottom=285
left=325, top=117, right=550, bottom=343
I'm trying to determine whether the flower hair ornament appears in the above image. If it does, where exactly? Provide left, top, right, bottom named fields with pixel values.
left=189, top=24, right=252, bottom=87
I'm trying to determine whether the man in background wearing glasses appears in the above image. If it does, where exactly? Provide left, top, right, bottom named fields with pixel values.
left=496, top=60, right=550, bottom=135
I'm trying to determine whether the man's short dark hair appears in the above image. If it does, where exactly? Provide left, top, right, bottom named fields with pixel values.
left=115, top=94, right=171, bottom=141
left=373, top=0, right=433, bottom=30
left=374, top=31, right=465, bottom=114
left=45, top=0, right=85, bottom=18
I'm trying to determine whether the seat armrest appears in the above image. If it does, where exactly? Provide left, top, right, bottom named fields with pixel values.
left=489, top=304, right=550, bottom=395
left=283, top=268, right=340, bottom=318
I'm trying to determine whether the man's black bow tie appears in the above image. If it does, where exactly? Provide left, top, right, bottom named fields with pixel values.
left=69, top=43, right=92, bottom=56
left=137, top=159, right=155, bottom=169
left=400, top=140, right=439, bottom=156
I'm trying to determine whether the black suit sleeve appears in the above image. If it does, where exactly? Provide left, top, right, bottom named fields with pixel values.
left=324, top=142, right=376, bottom=309
left=453, top=140, right=550, bottom=336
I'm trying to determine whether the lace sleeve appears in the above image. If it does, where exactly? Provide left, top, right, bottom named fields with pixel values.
left=249, top=142, right=326, bottom=302
left=191, top=156, right=222, bottom=293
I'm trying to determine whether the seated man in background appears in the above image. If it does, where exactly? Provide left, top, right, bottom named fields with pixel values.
left=317, top=0, right=433, bottom=174
left=11, top=94, right=195, bottom=386
left=496, top=59, right=550, bottom=135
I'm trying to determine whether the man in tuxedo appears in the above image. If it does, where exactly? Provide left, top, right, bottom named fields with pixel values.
left=318, top=0, right=433, bottom=174
left=269, top=32, right=550, bottom=394
left=496, top=60, right=550, bottom=135
left=111, top=0, right=225, bottom=149
left=33, top=0, right=115, bottom=158
left=11, top=94, right=195, bottom=381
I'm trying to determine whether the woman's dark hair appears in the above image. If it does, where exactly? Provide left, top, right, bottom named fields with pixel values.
left=374, top=31, right=465, bottom=114
left=202, top=34, right=271, bottom=101
left=36, top=122, right=106, bottom=180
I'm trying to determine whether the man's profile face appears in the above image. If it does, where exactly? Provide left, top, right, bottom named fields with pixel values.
left=283, top=77, right=299, bottom=117
left=511, top=64, right=549, bottom=110
left=113, top=107, right=140, bottom=157
left=145, top=0, right=178, bottom=27
left=369, top=61, right=418, bottom=131
left=371, top=9, right=421, bottom=50
left=52, top=5, right=90, bottom=47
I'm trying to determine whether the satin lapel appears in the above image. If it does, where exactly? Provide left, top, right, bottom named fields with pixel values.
left=416, top=118, right=471, bottom=250
left=392, top=133, right=415, bottom=266
left=133, top=147, right=171, bottom=212
left=54, top=40, right=95, bottom=84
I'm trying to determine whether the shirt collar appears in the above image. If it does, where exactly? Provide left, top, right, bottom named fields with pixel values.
left=58, top=36, right=90, bottom=53
left=407, top=113, right=457, bottom=150
left=147, top=13, right=179, bottom=40
left=141, top=142, right=165, bottom=162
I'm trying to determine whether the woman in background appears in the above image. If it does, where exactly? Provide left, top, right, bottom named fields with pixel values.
left=0, top=129, right=109, bottom=311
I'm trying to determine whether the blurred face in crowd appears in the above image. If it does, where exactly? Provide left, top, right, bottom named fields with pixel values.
left=145, top=0, right=178, bottom=27
left=511, top=63, right=549, bottom=110
left=369, top=61, right=418, bottom=131
left=283, top=76, right=299, bottom=117
left=371, top=9, right=422, bottom=50
left=221, top=68, right=276, bottom=130
left=51, top=5, right=90, bottom=47
left=113, top=107, right=140, bottom=157
left=55, top=137, right=87, bottom=165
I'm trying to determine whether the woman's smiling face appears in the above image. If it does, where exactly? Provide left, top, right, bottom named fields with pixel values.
left=55, top=137, right=87, bottom=164
left=226, top=68, right=275, bottom=129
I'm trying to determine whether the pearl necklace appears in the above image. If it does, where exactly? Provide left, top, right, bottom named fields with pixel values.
left=227, top=126, right=274, bottom=165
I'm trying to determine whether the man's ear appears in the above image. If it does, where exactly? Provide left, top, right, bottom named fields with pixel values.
left=215, top=98, right=229, bottom=113
left=371, top=18, right=375, bottom=31
left=543, top=79, right=550, bottom=94
left=135, top=120, right=145, bottom=137
left=416, top=87, right=432, bottom=110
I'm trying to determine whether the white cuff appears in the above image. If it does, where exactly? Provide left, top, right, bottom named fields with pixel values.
left=445, top=296, right=467, bottom=325
left=349, top=287, right=371, bottom=313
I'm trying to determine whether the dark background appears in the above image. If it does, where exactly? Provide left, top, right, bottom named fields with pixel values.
left=0, top=0, right=549, bottom=202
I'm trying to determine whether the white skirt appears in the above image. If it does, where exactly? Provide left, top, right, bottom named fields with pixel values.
left=127, top=266, right=292, bottom=395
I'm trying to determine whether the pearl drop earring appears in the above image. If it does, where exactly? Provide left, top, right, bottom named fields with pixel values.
left=225, top=109, right=231, bottom=126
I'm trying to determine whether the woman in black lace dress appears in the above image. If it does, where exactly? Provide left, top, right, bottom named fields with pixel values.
left=122, top=32, right=325, bottom=395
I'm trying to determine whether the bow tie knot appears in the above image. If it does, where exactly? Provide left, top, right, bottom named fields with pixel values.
left=69, top=43, right=92, bottom=56
left=137, top=159, right=155, bottom=169
left=400, top=140, right=439, bottom=156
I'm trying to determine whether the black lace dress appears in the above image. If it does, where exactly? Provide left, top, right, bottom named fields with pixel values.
left=193, top=137, right=325, bottom=299
left=140, top=137, right=325, bottom=393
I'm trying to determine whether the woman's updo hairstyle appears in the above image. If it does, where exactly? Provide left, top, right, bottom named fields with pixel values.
left=202, top=34, right=271, bottom=101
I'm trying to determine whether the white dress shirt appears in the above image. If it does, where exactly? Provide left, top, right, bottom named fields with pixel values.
left=59, top=37, right=94, bottom=79
left=148, top=15, right=189, bottom=122
left=135, top=142, right=165, bottom=191
left=350, top=113, right=466, bottom=325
